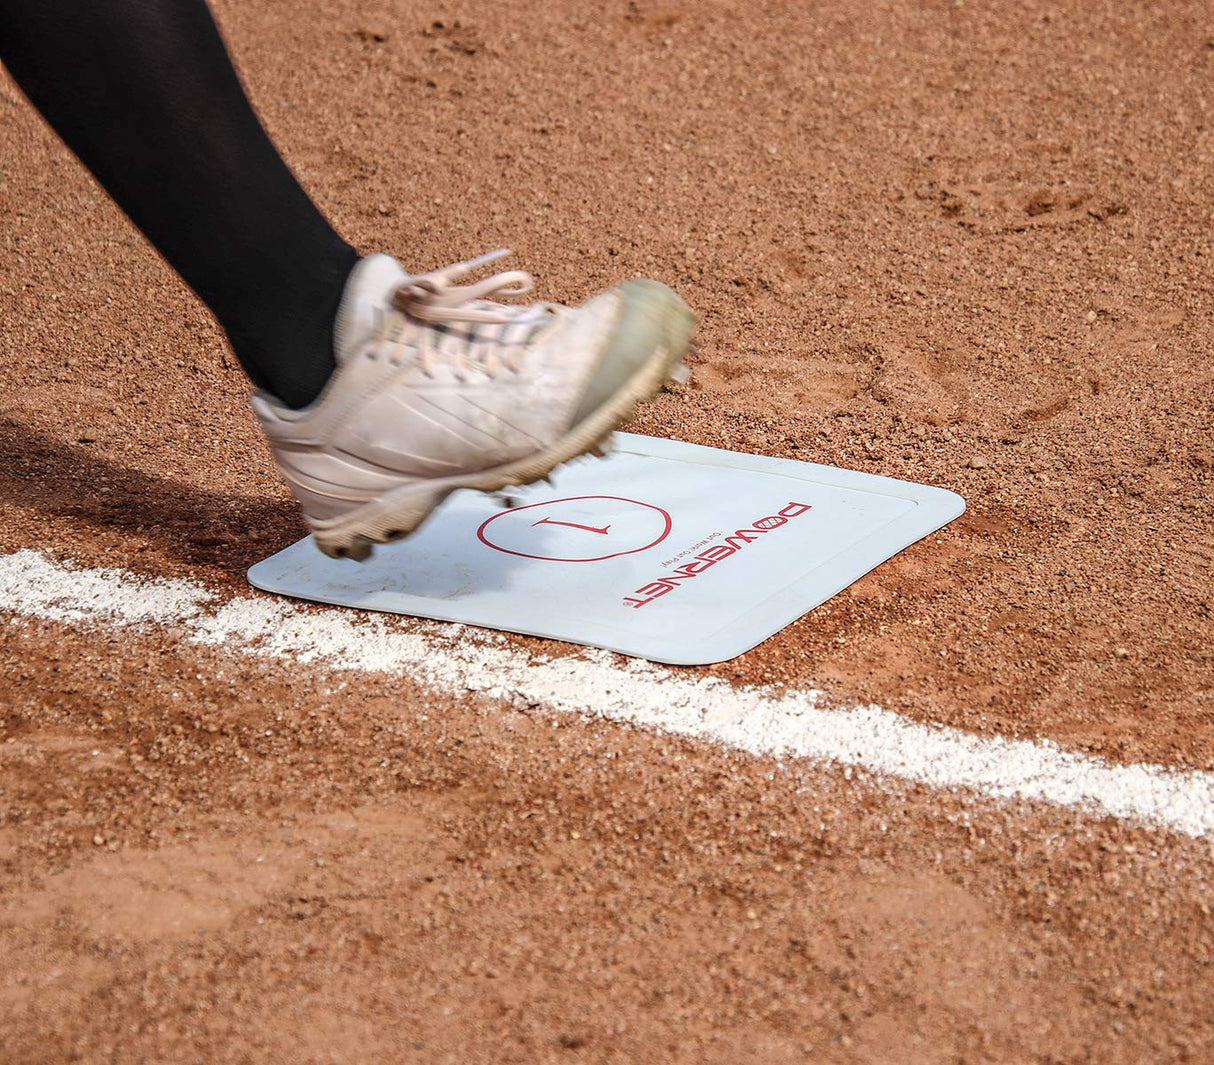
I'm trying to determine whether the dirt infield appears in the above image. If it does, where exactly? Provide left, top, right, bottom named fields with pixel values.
left=1, top=0, right=1212, bottom=1061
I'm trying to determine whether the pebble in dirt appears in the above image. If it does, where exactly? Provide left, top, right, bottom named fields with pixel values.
left=248, top=434, right=965, bottom=665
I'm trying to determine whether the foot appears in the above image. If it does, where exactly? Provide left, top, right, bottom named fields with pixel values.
left=251, top=250, right=695, bottom=560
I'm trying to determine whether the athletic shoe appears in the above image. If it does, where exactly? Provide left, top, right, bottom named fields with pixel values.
left=251, top=250, right=695, bottom=560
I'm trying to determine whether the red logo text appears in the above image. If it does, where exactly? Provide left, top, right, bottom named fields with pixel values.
left=623, top=502, right=812, bottom=608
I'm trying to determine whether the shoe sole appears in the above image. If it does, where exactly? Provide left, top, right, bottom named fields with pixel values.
left=310, top=281, right=696, bottom=561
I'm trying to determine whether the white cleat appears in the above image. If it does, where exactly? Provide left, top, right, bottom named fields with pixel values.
left=251, top=250, right=695, bottom=560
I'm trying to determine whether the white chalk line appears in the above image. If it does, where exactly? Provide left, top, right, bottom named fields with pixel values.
left=1, top=549, right=1211, bottom=839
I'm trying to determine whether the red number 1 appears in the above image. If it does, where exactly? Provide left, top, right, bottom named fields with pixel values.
left=532, top=517, right=612, bottom=536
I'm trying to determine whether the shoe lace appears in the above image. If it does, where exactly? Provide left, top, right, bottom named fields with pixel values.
left=392, top=249, right=536, bottom=324
left=387, top=250, right=557, bottom=380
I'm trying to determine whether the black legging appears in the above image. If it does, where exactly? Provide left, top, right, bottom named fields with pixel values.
left=0, top=0, right=359, bottom=408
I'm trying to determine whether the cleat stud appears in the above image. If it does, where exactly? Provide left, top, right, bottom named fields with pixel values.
left=343, top=536, right=374, bottom=562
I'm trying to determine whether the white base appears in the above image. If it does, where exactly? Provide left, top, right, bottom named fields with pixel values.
left=247, top=434, right=965, bottom=665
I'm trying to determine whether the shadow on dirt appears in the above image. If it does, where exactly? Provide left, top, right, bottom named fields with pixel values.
left=0, top=419, right=302, bottom=573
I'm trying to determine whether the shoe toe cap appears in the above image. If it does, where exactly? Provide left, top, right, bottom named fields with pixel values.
left=568, top=279, right=693, bottom=427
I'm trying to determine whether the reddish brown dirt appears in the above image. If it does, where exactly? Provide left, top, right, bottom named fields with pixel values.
left=1, top=0, right=1212, bottom=1061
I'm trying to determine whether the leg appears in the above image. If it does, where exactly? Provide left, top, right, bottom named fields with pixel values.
left=0, top=0, right=357, bottom=408
left=1, top=0, right=695, bottom=561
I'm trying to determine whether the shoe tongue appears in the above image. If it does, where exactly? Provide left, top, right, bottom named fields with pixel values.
left=332, top=254, right=408, bottom=364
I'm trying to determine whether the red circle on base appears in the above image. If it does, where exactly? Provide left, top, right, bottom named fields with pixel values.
left=476, top=495, right=672, bottom=563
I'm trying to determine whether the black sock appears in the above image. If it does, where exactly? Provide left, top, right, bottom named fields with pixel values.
left=0, top=0, right=358, bottom=408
